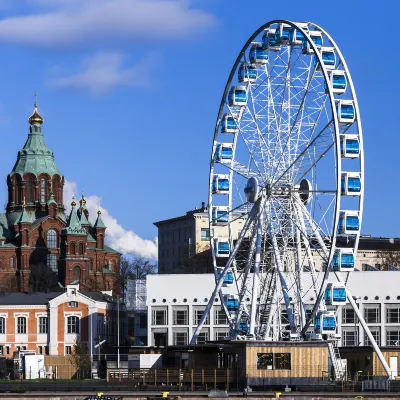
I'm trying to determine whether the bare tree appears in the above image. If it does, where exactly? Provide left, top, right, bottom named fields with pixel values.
left=69, top=341, right=91, bottom=379
left=179, top=243, right=212, bottom=273
left=376, top=250, right=400, bottom=270
left=29, top=263, right=60, bottom=292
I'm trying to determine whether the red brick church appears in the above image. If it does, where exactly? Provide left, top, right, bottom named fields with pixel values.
left=0, top=103, right=120, bottom=292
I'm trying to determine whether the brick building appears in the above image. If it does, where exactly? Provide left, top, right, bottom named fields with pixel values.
left=0, top=284, right=125, bottom=356
left=0, top=103, right=120, bottom=291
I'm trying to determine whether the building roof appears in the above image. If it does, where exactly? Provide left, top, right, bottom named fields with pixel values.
left=94, top=210, right=106, bottom=229
left=154, top=204, right=207, bottom=227
left=63, top=203, right=87, bottom=236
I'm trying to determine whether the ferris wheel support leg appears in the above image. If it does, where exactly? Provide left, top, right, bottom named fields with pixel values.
left=249, top=211, right=264, bottom=337
left=295, top=214, right=306, bottom=328
left=190, top=200, right=260, bottom=345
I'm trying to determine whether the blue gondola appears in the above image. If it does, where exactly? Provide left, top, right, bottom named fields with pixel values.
left=217, top=267, right=234, bottom=286
left=289, top=23, right=308, bottom=45
left=238, top=63, right=257, bottom=83
left=324, top=283, right=347, bottom=305
left=340, top=135, right=359, bottom=158
left=302, top=31, right=323, bottom=54
left=316, top=47, right=336, bottom=70
left=337, top=100, right=355, bottom=123
left=262, top=29, right=281, bottom=52
left=228, top=86, right=247, bottom=107
left=224, top=295, right=239, bottom=312
left=331, top=249, right=355, bottom=271
left=214, top=238, right=230, bottom=257
left=341, top=172, right=361, bottom=196
left=239, top=322, right=249, bottom=334
left=325, top=70, right=347, bottom=94
left=215, top=143, right=233, bottom=163
left=249, top=43, right=268, bottom=64
left=212, top=206, right=229, bottom=225
left=212, top=175, right=230, bottom=194
left=338, top=211, right=359, bottom=234
left=220, top=114, right=238, bottom=134
left=275, top=23, right=293, bottom=44
left=314, top=311, right=336, bottom=334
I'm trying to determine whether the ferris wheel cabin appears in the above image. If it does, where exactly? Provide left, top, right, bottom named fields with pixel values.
left=216, top=267, right=234, bottom=286
left=331, top=249, right=355, bottom=272
left=275, top=23, right=293, bottom=44
left=262, top=28, right=281, bottom=52
left=302, top=31, right=323, bottom=54
left=314, top=311, right=337, bottom=334
left=316, top=47, right=336, bottom=70
left=215, top=143, right=233, bottom=164
left=238, top=322, right=249, bottom=335
left=212, top=174, right=230, bottom=195
left=249, top=43, right=268, bottom=64
left=220, top=114, right=238, bottom=134
left=338, top=211, right=360, bottom=235
left=325, top=70, right=347, bottom=94
left=223, top=294, right=240, bottom=312
left=337, top=100, right=356, bottom=124
left=214, top=238, right=230, bottom=258
left=212, top=206, right=229, bottom=225
left=341, top=172, right=361, bottom=196
left=238, top=63, right=257, bottom=83
left=290, top=22, right=308, bottom=46
left=324, top=283, right=347, bottom=305
left=228, top=86, right=247, bottom=107
left=340, top=134, right=360, bottom=158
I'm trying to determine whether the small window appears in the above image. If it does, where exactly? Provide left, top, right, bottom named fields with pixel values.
left=67, top=316, right=80, bottom=334
left=40, top=178, right=46, bottom=203
left=201, top=228, right=210, bottom=241
left=38, top=316, right=48, bottom=334
left=5, top=346, right=9, bottom=355
left=70, top=242, right=76, bottom=254
left=0, top=317, right=5, bottom=334
left=10, top=257, right=14, bottom=269
left=65, top=346, right=72, bottom=355
left=257, top=353, right=291, bottom=370
left=78, top=243, right=84, bottom=255
left=17, top=316, right=27, bottom=334
left=47, top=230, right=57, bottom=249
left=68, top=301, right=78, bottom=308
left=38, top=346, right=43, bottom=355
left=73, top=266, right=81, bottom=280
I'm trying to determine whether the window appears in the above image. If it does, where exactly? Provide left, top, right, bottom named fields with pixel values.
left=27, top=179, right=33, bottom=203
left=364, top=305, right=380, bottom=323
left=386, top=306, right=400, bottom=323
left=78, top=243, right=84, bottom=255
left=342, top=307, right=358, bottom=324
left=44, top=346, right=49, bottom=355
left=257, top=353, right=291, bottom=370
left=215, top=308, right=228, bottom=325
left=173, top=330, right=188, bottom=345
left=173, top=308, right=188, bottom=325
left=5, top=346, right=9, bottom=355
left=47, top=254, right=57, bottom=271
left=68, top=301, right=78, bottom=308
left=70, top=242, right=76, bottom=254
left=342, top=329, right=358, bottom=346
left=38, top=346, right=43, bottom=355
left=65, top=346, right=72, bottom=355
left=38, top=316, right=48, bottom=334
left=73, top=266, right=81, bottom=280
left=0, top=317, right=5, bottom=334
left=193, top=308, right=209, bottom=325
left=10, top=257, right=14, bottom=269
left=152, top=308, right=167, bottom=325
left=40, top=178, right=46, bottom=203
left=194, top=328, right=209, bottom=344
left=17, top=317, right=27, bottom=334
left=215, top=330, right=229, bottom=341
left=67, top=316, right=80, bottom=334
left=201, top=228, right=210, bottom=241
left=386, top=329, right=400, bottom=346
left=47, top=230, right=57, bottom=249
left=365, top=328, right=380, bottom=346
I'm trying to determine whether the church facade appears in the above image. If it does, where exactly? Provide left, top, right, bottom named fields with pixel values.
left=0, top=103, right=120, bottom=292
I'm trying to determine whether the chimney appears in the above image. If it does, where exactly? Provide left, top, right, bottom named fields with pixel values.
left=201, top=202, right=205, bottom=210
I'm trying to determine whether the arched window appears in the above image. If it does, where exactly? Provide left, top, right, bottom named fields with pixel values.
left=0, top=317, right=5, bottom=334
left=73, top=266, right=81, bottom=280
left=67, top=316, right=79, bottom=334
left=47, top=230, right=57, bottom=249
left=78, top=243, right=84, bottom=255
left=27, top=179, right=33, bottom=203
left=70, top=242, right=76, bottom=254
left=40, top=178, right=46, bottom=203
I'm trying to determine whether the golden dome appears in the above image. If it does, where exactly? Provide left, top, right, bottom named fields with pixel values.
left=97, top=209, right=102, bottom=215
left=79, top=191, right=87, bottom=206
left=28, top=102, right=44, bottom=125
left=71, top=194, right=76, bottom=207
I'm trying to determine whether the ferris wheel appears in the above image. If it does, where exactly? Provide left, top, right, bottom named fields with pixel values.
left=190, top=20, right=391, bottom=378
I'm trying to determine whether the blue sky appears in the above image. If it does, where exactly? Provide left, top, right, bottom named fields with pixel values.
left=0, top=0, right=398, bottom=258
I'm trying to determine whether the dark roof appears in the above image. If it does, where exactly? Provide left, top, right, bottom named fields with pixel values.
left=0, top=292, right=60, bottom=305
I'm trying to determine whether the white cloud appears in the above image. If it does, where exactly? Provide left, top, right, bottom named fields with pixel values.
left=48, top=52, right=156, bottom=95
left=0, top=0, right=217, bottom=48
left=64, top=180, right=158, bottom=260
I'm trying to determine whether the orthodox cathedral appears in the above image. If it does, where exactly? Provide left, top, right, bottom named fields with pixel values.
left=0, top=103, right=120, bottom=292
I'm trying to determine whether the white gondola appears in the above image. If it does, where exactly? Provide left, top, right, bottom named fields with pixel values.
left=275, top=23, right=293, bottom=44
left=214, top=238, right=230, bottom=258
left=337, top=100, right=355, bottom=124
left=215, top=143, right=233, bottom=164
left=249, top=43, right=268, bottom=64
left=220, top=114, right=238, bottom=134
left=223, top=294, right=239, bottom=312
left=212, top=174, right=230, bottom=194
left=341, top=172, right=361, bottom=196
left=324, top=283, right=347, bottom=306
left=314, top=311, right=336, bottom=334
left=262, top=28, right=281, bottom=52
left=340, top=134, right=360, bottom=158
left=212, top=206, right=229, bottom=225
left=290, top=22, right=308, bottom=46
left=331, top=248, right=355, bottom=272
left=302, top=31, right=323, bottom=54
left=217, top=267, right=234, bottom=286
left=338, top=211, right=360, bottom=235
left=228, top=86, right=247, bottom=107
left=238, top=63, right=257, bottom=83
left=325, top=70, right=347, bottom=95
left=316, top=47, right=336, bottom=70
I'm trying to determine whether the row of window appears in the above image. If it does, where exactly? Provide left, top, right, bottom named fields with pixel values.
left=0, top=316, right=80, bottom=335
left=12, top=178, right=61, bottom=204
left=160, top=227, right=194, bottom=245
left=342, top=305, right=400, bottom=324
left=155, top=328, right=229, bottom=345
left=152, top=307, right=228, bottom=326
left=341, top=328, right=400, bottom=346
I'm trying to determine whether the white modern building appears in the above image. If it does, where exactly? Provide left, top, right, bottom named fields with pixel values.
left=147, top=272, right=400, bottom=348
